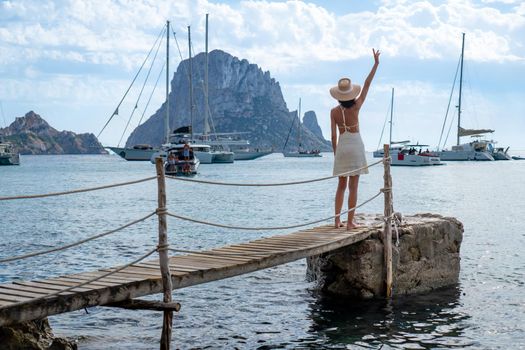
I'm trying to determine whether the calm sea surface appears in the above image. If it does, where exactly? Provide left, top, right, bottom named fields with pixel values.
left=1, top=153, right=524, bottom=349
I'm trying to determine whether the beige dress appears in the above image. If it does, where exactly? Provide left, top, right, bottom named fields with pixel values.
left=333, top=106, right=369, bottom=176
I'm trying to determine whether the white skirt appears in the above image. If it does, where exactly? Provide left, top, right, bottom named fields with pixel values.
left=333, top=132, right=368, bottom=176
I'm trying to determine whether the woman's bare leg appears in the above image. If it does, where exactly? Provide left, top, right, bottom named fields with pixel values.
left=335, top=176, right=347, bottom=228
left=347, top=175, right=360, bottom=230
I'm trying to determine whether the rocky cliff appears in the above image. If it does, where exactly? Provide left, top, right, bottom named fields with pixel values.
left=126, top=50, right=330, bottom=151
left=0, top=111, right=106, bottom=155
left=303, top=111, right=325, bottom=141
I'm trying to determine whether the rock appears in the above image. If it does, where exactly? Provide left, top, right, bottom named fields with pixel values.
left=307, top=214, right=463, bottom=299
left=0, top=111, right=106, bottom=155
left=126, top=50, right=331, bottom=151
left=0, top=318, right=77, bottom=350
left=302, top=111, right=325, bottom=140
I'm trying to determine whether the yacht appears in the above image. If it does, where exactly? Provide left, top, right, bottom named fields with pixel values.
left=163, top=144, right=200, bottom=176
left=107, top=144, right=158, bottom=161
left=437, top=33, right=494, bottom=161
left=282, top=98, right=322, bottom=158
left=391, top=144, right=442, bottom=166
left=0, top=142, right=20, bottom=166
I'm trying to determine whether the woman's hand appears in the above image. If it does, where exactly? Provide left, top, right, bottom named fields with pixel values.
left=373, top=48, right=380, bottom=65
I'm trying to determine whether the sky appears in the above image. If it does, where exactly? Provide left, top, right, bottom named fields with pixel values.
left=1, top=0, right=524, bottom=151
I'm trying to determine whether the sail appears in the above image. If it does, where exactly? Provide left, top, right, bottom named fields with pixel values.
left=458, top=127, right=494, bottom=137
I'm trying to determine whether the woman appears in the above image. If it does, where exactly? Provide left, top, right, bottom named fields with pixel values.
left=330, top=49, right=380, bottom=230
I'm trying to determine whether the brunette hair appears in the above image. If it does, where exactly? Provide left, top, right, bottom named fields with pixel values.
left=339, top=99, right=356, bottom=108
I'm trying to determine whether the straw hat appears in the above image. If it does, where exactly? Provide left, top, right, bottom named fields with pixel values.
left=329, top=78, right=361, bottom=101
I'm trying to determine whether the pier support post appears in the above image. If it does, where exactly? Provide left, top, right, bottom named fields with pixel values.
left=155, top=157, right=173, bottom=350
left=382, top=144, right=393, bottom=298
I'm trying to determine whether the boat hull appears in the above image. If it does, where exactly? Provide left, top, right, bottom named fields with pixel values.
left=0, top=154, right=20, bottom=166
left=233, top=151, right=272, bottom=161
left=282, top=152, right=322, bottom=158
left=391, top=153, right=442, bottom=166
left=108, top=147, right=158, bottom=161
left=437, top=150, right=494, bottom=161
left=211, top=151, right=234, bottom=163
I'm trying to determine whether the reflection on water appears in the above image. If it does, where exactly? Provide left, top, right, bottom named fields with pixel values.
left=309, top=286, right=474, bottom=349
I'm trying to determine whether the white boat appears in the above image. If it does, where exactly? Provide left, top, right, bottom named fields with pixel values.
left=163, top=144, right=200, bottom=176
left=194, top=133, right=272, bottom=160
left=391, top=144, right=442, bottom=166
left=436, top=33, right=494, bottom=161
left=107, top=144, right=158, bottom=161
left=373, top=88, right=441, bottom=166
left=282, top=98, right=322, bottom=158
left=373, top=88, right=411, bottom=158
left=0, top=142, right=20, bottom=166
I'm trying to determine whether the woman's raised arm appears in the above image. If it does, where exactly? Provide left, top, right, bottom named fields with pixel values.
left=356, top=49, right=380, bottom=107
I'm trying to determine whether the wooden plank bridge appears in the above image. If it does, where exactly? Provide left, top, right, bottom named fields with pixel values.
left=0, top=224, right=377, bottom=326
left=0, top=146, right=394, bottom=349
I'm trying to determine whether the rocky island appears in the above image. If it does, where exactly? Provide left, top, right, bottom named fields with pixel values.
left=0, top=111, right=106, bottom=155
left=126, top=50, right=331, bottom=151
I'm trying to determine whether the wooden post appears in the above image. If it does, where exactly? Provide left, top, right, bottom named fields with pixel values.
left=155, top=157, right=173, bottom=350
left=382, top=144, right=393, bottom=298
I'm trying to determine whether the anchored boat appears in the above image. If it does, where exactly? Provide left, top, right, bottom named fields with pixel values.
left=437, top=33, right=495, bottom=161
left=0, top=142, right=19, bottom=166
left=282, top=98, right=322, bottom=158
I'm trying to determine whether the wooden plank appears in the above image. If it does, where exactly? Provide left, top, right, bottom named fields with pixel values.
left=13, top=281, right=92, bottom=293
left=54, top=276, right=121, bottom=288
left=0, top=284, right=73, bottom=296
left=0, top=293, right=34, bottom=303
left=78, top=272, right=143, bottom=283
left=0, top=287, right=51, bottom=299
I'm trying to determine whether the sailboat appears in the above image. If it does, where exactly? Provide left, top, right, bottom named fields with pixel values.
left=373, top=88, right=410, bottom=158
left=437, top=33, right=494, bottom=161
left=282, top=98, right=322, bottom=157
left=152, top=20, right=235, bottom=165
left=374, top=88, right=441, bottom=166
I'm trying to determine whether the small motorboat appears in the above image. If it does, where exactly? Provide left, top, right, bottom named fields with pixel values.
left=512, top=155, right=525, bottom=160
left=164, top=144, right=200, bottom=176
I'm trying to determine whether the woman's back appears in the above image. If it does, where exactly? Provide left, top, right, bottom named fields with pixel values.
left=331, top=105, right=360, bottom=134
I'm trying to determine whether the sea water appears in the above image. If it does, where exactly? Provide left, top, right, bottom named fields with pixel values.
left=0, top=153, right=524, bottom=349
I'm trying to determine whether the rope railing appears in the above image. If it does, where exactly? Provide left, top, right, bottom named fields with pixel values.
left=0, top=212, right=157, bottom=263
left=0, top=176, right=158, bottom=201
left=165, top=158, right=386, bottom=187
left=165, top=191, right=383, bottom=231
left=9, top=247, right=158, bottom=307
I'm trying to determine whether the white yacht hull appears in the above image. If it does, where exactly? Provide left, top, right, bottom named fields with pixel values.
left=282, top=152, right=322, bottom=158
left=437, top=150, right=494, bottom=161
left=108, top=147, right=157, bottom=161
left=234, top=151, right=272, bottom=160
left=391, top=153, right=442, bottom=166
left=211, top=151, right=234, bottom=163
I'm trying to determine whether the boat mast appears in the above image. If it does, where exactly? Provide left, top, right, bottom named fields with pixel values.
left=457, top=32, right=465, bottom=146
left=389, top=87, right=394, bottom=146
left=204, top=14, right=210, bottom=138
left=298, top=98, right=302, bottom=151
left=165, top=20, right=170, bottom=144
left=188, top=26, right=194, bottom=140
